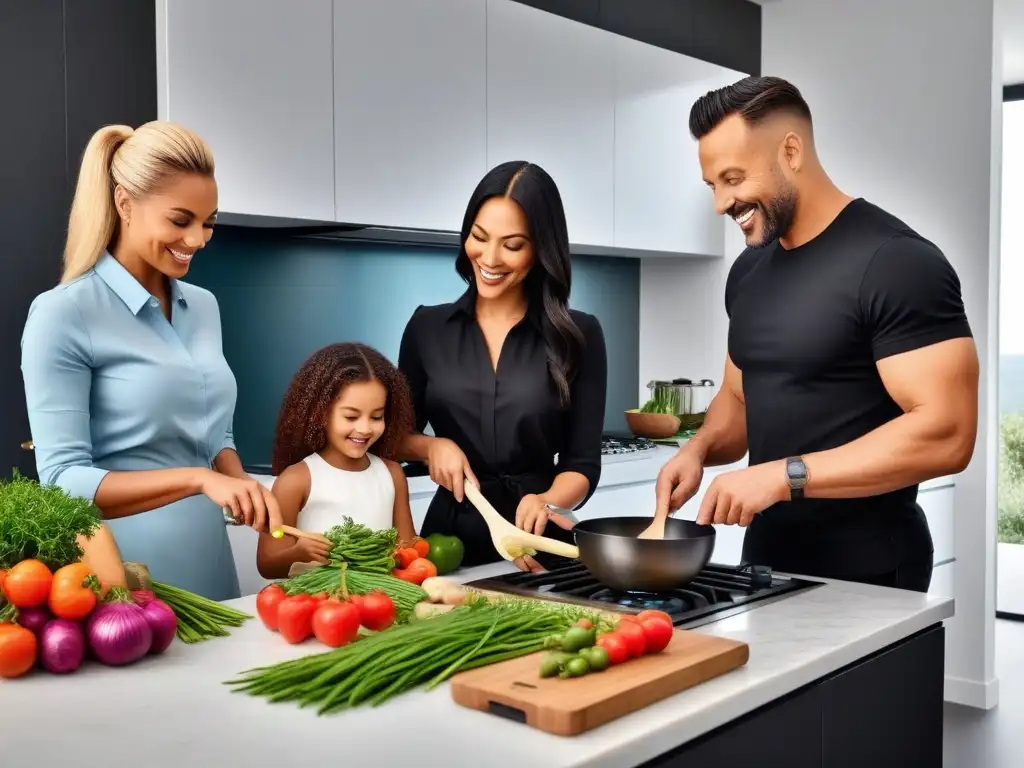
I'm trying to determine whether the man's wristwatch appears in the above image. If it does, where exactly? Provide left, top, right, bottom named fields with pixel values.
left=785, top=456, right=809, bottom=501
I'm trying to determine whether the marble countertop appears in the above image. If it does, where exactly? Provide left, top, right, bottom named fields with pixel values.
left=2, top=561, right=954, bottom=768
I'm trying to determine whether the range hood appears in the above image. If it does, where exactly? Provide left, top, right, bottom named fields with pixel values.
left=214, top=212, right=715, bottom=259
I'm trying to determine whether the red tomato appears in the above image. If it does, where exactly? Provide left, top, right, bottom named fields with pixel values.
left=277, top=595, right=318, bottom=644
left=615, top=620, right=647, bottom=657
left=255, top=585, right=287, bottom=631
left=636, top=610, right=674, bottom=629
left=48, top=562, right=98, bottom=621
left=312, top=593, right=329, bottom=603
left=312, top=600, right=361, bottom=648
left=354, top=591, right=396, bottom=632
left=639, top=618, right=673, bottom=653
left=574, top=618, right=594, bottom=630
left=595, top=632, right=630, bottom=665
left=0, top=570, right=6, bottom=592
left=394, top=547, right=419, bottom=569
left=412, top=539, right=430, bottom=558
left=2, top=560, right=53, bottom=609
left=0, top=624, right=37, bottom=679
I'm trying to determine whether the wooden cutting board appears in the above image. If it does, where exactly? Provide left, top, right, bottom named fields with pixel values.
left=449, top=629, right=749, bottom=736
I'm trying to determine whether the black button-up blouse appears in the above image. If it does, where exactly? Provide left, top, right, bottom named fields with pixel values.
left=398, top=288, right=607, bottom=514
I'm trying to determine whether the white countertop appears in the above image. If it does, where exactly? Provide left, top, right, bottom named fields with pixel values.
left=2, top=561, right=954, bottom=768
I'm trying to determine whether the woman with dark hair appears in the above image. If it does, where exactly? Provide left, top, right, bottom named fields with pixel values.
left=398, top=161, right=608, bottom=571
left=257, top=342, right=417, bottom=578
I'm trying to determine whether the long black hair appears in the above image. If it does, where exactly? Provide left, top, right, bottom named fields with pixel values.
left=455, top=160, right=585, bottom=407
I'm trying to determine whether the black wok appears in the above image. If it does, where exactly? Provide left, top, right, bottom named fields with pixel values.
left=573, top=516, right=716, bottom=593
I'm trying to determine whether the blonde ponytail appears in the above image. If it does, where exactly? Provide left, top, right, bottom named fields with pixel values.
left=61, top=121, right=215, bottom=284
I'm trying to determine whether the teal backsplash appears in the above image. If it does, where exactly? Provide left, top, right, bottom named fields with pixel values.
left=185, top=227, right=640, bottom=466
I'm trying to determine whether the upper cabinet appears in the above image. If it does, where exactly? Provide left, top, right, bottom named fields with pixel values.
left=158, top=0, right=746, bottom=257
left=612, top=35, right=743, bottom=256
left=333, top=0, right=487, bottom=231
left=158, top=0, right=335, bottom=221
left=486, top=0, right=615, bottom=249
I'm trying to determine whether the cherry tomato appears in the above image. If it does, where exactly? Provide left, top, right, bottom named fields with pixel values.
left=575, top=618, right=594, bottom=630
left=394, top=547, right=419, bottom=569
left=615, top=619, right=647, bottom=657
left=255, top=585, right=288, bottom=631
left=277, top=595, right=318, bottom=644
left=639, top=617, right=673, bottom=653
left=0, top=624, right=37, bottom=678
left=312, top=600, right=361, bottom=648
left=412, top=538, right=430, bottom=558
left=48, top=563, right=98, bottom=621
left=354, top=591, right=396, bottom=632
left=595, top=632, right=630, bottom=665
left=2, top=560, right=53, bottom=609
left=636, top=610, right=674, bottom=629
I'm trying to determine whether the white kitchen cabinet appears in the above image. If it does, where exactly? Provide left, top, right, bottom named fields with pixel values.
left=158, top=0, right=335, bottom=221
left=486, top=0, right=615, bottom=248
left=333, top=0, right=487, bottom=231
left=612, top=34, right=741, bottom=256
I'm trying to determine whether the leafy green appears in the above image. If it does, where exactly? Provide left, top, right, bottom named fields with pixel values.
left=639, top=385, right=681, bottom=416
left=323, top=517, right=398, bottom=573
left=0, top=472, right=102, bottom=570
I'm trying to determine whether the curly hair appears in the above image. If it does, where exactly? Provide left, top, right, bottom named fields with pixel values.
left=271, top=343, right=414, bottom=475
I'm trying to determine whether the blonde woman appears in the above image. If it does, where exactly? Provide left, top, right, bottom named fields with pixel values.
left=20, top=121, right=282, bottom=601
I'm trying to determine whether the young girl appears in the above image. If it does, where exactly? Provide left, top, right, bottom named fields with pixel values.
left=256, top=343, right=417, bottom=579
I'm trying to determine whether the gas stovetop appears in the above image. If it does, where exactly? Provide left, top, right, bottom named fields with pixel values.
left=600, top=435, right=659, bottom=456
left=465, top=562, right=822, bottom=629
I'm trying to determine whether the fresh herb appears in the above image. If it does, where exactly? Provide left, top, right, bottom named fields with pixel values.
left=225, top=599, right=603, bottom=712
left=323, top=518, right=398, bottom=573
left=0, top=473, right=102, bottom=571
left=639, top=384, right=681, bottom=416
left=151, top=580, right=252, bottom=644
left=280, top=565, right=426, bottom=623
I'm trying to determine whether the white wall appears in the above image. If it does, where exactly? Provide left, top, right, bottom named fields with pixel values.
left=641, top=0, right=1001, bottom=709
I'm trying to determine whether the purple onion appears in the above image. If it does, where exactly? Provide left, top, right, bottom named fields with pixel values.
left=39, top=619, right=86, bottom=674
left=87, top=600, right=152, bottom=666
left=17, top=606, right=51, bottom=636
left=141, top=599, right=177, bottom=654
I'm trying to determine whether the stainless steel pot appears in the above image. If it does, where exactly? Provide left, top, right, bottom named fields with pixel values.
left=573, top=516, right=716, bottom=593
left=645, top=378, right=716, bottom=431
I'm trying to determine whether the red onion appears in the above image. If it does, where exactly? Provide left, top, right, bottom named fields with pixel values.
left=87, top=589, right=152, bottom=666
left=132, top=590, right=156, bottom=607
left=17, top=606, right=51, bottom=636
left=39, top=619, right=86, bottom=674
left=141, top=598, right=177, bottom=654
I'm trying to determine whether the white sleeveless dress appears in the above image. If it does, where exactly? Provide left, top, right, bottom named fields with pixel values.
left=295, top=452, right=396, bottom=534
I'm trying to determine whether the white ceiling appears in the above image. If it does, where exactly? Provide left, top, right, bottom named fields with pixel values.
left=750, top=0, right=1024, bottom=86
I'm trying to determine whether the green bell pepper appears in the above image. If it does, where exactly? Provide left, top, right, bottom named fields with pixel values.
left=424, top=533, right=465, bottom=574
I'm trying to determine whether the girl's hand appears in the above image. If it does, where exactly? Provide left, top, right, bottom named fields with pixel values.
left=515, top=494, right=575, bottom=536
left=427, top=438, right=479, bottom=503
left=291, top=532, right=333, bottom=566
left=200, top=470, right=284, bottom=533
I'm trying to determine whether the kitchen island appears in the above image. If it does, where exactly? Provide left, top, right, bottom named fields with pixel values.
left=3, top=562, right=952, bottom=768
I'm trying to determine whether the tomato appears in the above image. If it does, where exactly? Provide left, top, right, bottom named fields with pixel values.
left=595, top=632, right=630, bottom=665
left=48, top=563, right=98, bottom=621
left=394, top=547, right=419, bottom=569
left=2, top=560, right=53, bottom=609
left=0, top=624, right=37, bottom=678
left=575, top=618, right=594, bottom=630
left=615, top=620, right=647, bottom=657
left=354, top=590, right=395, bottom=632
left=312, top=600, right=361, bottom=648
left=255, top=584, right=288, bottom=631
left=412, top=538, right=430, bottom=558
left=640, top=617, right=673, bottom=653
left=0, top=570, right=6, bottom=592
left=277, top=595, right=318, bottom=644
left=312, top=593, right=329, bottom=603
left=392, top=558, right=438, bottom=586
left=636, top=610, right=674, bottom=629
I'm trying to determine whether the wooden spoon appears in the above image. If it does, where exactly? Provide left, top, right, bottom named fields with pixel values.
left=463, top=480, right=580, bottom=561
left=270, top=524, right=325, bottom=543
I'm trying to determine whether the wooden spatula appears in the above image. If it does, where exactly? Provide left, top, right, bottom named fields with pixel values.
left=637, top=514, right=667, bottom=540
left=463, top=480, right=580, bottom=561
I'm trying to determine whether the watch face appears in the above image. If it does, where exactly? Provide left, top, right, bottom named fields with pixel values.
left=787, top=458, right=808, bottom=484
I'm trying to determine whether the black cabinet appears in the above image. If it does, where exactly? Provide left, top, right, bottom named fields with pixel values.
left=643, top=625, right=945, bottom=767
left=0, top=1, right=156, bottom=482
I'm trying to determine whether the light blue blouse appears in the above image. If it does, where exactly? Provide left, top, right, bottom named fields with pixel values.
left=20, top=253, right=241, bottom=601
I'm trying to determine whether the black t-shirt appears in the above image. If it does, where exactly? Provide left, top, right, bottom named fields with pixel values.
left=726, top=198, right=972, bottom=578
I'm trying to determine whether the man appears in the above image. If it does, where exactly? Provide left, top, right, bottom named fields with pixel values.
left=653, top=76, right=979, bottom=592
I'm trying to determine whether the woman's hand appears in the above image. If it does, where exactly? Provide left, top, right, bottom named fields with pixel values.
left=200, top=470, right=284, bottom=533
left=290, top=532, right=333, bottom=566
left=427, top=438, right=479, bottom=503
left=513, top=495, right=574, bottom=572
